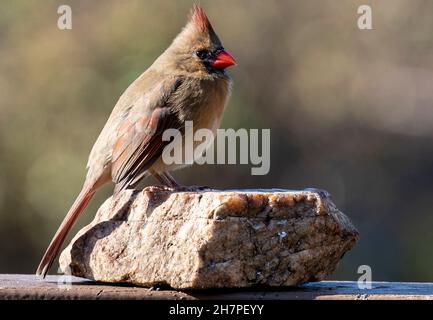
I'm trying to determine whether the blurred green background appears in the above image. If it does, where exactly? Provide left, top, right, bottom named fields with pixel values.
left=1, top=0, right=433, bottom=282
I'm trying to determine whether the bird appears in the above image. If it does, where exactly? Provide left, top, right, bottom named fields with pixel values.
left=36, top=4, right=236, bottom=278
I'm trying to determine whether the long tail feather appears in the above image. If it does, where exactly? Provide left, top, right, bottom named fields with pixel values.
left=36, top=185, right=96, bottom=278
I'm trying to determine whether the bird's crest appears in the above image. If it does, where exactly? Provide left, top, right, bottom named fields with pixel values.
left=189, top=4, right=214, bottom=33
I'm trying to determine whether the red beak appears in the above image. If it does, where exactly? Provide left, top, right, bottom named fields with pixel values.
left=211, top=50, right=236, bottom=70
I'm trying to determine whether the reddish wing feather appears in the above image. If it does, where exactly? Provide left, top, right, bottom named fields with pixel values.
left=111, top=107, right=181, bottom=192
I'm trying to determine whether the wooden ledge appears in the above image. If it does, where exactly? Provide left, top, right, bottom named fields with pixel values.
left=1, top=275, right=432, bottom=300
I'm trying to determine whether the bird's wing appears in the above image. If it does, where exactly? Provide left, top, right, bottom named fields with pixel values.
left=110, top=76, right=183, bottom=192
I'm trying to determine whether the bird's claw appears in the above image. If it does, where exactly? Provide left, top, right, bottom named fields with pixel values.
left=172, top=185, right=212, bottom=192
left=143, top=185, right=173, bottom=193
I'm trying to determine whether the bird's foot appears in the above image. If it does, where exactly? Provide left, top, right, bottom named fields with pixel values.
left=143, top=185, right=173, bottom=193
left=171, top=185, right=212, bottom=192
left=143, top=185, right=213, bottom=193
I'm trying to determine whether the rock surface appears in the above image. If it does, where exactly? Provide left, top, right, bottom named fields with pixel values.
left=59, top=188, right=359, bottom=289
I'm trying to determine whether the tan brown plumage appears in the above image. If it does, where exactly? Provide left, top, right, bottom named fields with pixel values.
left=36, top=5, right=235, bottom=278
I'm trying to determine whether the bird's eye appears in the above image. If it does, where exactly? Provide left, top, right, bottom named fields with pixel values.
left=195, top=49, right=209, bottom=60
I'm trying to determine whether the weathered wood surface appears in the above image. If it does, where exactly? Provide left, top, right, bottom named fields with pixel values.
left=1, top=275, right=433, bottom=300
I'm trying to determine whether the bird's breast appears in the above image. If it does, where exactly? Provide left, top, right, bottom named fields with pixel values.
left=189, top=77, right=231, bottom=128
left=153, top=76, right=232, bottom=172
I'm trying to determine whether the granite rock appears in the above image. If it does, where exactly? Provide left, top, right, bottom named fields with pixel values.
left=59, top=187, right=359, bottom=289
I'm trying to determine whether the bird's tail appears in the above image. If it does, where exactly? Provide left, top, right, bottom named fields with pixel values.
left=36, top=184, right=96, bottom=278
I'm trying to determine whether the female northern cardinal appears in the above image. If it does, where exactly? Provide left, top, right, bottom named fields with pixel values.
left=36, top=5, right=236, bottom=278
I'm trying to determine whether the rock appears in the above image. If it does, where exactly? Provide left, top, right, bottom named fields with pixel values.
left=59, top=188, right=359, bottom=289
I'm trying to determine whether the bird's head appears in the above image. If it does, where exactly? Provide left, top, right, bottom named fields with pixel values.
left=158, top=5, right=236, bottom=77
